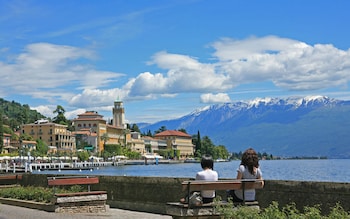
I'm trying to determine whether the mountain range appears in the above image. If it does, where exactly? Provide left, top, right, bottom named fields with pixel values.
left=139, top=96, right=350, bottom=158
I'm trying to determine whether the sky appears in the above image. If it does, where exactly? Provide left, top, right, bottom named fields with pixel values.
left=1, top=0, right=350, bottom=124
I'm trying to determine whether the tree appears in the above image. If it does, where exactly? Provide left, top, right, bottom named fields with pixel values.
left=100, top=133, right=110, bottom=150
left=146, top=130, right=152, bottom=137
left=194, top=130, right=202, bottom=158
left=77, top=151, right=89, bottom=161
left=0, top=113, right=3, bottom=152
left=154, top=126, right=167, bottom=135
left=19, top=133, right=34, bottom=141
left=178, top=128, right=187, bottom=133
left=214, top=145, right=230, bottom=160
left=201, top=136, right=215, bottom=157
left=52, top=105, right=68, bottom=125
left=36, top=139, right=49, bottom=155
left=130, top=124, right=140, bottom=132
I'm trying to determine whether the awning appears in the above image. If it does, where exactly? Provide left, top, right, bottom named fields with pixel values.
left=84, top=145, right=94, bottom=150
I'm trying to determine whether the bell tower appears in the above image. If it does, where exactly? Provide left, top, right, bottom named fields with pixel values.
left=113, top=100, right=125, bottom=128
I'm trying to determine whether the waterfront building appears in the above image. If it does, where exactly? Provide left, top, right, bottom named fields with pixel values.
left=142, top=136, right=168, bottom=154
left=2, top=133, right=16, bottom=153
left=112, top=100, right=125, bottom=128
left=154, top=130, right=194, bottom=158
left=73, top=128, right=98, bottom=152
left=21, top=120, right=75, bottom=152
left=129, top=132, right=146, bottom=154
left=72, top=100, right=132, bottom=153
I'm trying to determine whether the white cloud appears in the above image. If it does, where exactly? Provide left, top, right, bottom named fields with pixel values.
left=128, top=51, right=230, bottom=96
left=31, top=105, right=55, bottom=119
left=200, top=93, right=231, bottom=103
left=211, top=36, right=350, bottom=90
left=69, top=88, right=128, bottom=108
left=3, top=36, right=350, bottom=114
left=125, top=36, right=350, bottom=101
left=32, top=104, right=86, bottom=120
left=0, top=42, right=123, bottom=101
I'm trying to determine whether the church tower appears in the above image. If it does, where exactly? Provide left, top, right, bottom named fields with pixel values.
left=112, top=100, right=125, bottom=128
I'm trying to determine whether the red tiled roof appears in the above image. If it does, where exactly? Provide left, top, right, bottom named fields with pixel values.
left=154, top=130, right=191, bottom=138
left=77, top=111, right=102, bottom=116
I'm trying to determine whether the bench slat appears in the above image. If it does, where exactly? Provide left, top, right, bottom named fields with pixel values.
left=0, top=174, right=23, bottom=180
left=182, top=180, right=264, bottom=192
left=48, top=177, right=99, bottom=186
left=54, top=191, right=107, bottom=197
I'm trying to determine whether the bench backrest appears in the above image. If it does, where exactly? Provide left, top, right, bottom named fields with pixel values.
left=182, top=179, right=263, bottom=192
left=182, top=179, right=264, bottom=202
left=0, top=174, right=23, bottom=181
left=47, top=176, right=99, bottom=192
left=0, top=174, right=23, bottom=186
left=47, top=177, right=99, bottom=186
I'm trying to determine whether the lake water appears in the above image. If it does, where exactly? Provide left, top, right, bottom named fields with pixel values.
left=34, top=159, right=350, bottom=183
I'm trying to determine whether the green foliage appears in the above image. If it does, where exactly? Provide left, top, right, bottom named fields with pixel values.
left=77, top=151, right=90, bottom=161
left=100, top=133, right=110, bottom=147
left=0, top=98, right=46, bottom=131
left=52, top=105, right=68, bottom=125
left=0, top=186, right=54, bottom=203
left=201, top=136, right=215, bottom=156
left=213, top=145, right=230, bottom=160
left=19, top=133, right=34, bottom=141
left=130, top=124, right=140, bottom=132
left=178, top=128, right=187, bottom=133
left=36, top=139, right=48, bottom=155
left=154, top=126, right=167, bottom=135
left=104, top=144, right=122, bottom=154
left=327, top=203, right=350, bottom=219
left=215, top=200, right=350, bottom=219
left=192, top=131, right=202, bottom=158
left=0, top=185, right=85, bottom=203
left=124, top=150, right=141, bottom=159
left=214, top=197, right=260, bottom=219
left=0, top=113, right=3, bottom=151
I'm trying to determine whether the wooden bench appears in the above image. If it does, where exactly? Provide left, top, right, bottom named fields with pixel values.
left=47, top=176, right=108, bottom=213
left=166, top=179, right=264, bottom=219
left=0, top=174, right=23, bottom=188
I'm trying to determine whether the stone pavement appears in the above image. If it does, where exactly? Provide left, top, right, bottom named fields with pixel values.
left=0, top=204, right=172, bottom=219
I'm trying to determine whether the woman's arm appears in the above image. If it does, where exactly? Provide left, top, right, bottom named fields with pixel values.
left=257, top=172, right=264, bottom=187
left=236, top=171, right=242, bottom=179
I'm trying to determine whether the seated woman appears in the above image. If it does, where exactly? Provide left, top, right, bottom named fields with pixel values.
left=181, top=155, right=219, bottom=204
left=195, top=154, right=219, bottom=203
left=229, top=148, right=264, bottom=202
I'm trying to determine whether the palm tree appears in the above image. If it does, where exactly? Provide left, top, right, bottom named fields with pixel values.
left=100, top=133, right=110, bottom=151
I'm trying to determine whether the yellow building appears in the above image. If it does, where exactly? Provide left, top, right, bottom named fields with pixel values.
left=72, top=101, right=130, bottom=153
left=21, top=120, right=75, bottom=152
left=154, top=130, right=194, bottom=158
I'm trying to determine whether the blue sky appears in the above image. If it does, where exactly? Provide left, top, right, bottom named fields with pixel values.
left=1, top=0, right=350, bottom=124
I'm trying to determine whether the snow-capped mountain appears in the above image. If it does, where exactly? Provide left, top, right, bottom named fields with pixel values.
left=140, top=96, right=350, bottom=158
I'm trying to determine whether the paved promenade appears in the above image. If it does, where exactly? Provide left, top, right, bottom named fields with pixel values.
left=0, top=204, right=172, bottom=219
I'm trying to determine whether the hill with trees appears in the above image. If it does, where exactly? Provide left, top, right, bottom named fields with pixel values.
left=0, top=98, right=47, bottom=131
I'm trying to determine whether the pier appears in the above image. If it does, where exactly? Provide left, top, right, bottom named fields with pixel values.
left=0, top=159, right=183, bottom=173
left=0, top=161, right=123, bottom=173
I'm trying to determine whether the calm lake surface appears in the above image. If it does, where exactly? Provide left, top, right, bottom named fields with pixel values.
left=35, top=159, right=350, bottom=183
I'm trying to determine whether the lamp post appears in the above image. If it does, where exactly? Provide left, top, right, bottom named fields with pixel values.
left=21, top=145, right=25, bottom=167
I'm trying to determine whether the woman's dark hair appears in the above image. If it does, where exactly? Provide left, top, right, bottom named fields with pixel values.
left=241, top=148, right=259, bottom=175
left=201, top=154, right=214, bottom=170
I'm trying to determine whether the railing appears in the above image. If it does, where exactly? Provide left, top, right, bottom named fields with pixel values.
left=0, top=161, right=117, bottom=173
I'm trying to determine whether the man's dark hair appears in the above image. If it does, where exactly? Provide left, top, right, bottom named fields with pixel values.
left=201, top=154, right=214, bottom=170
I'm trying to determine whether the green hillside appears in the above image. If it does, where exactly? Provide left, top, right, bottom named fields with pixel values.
left=0, top=98, right=47, bottom=131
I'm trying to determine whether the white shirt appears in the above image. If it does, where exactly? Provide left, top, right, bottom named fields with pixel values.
left=195, top=169, right=219, bottom=198
left=234, top=165, right=262, bottom=201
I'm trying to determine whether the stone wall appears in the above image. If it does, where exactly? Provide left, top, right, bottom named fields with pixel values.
left=23, top=174, right=350, bottom=215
